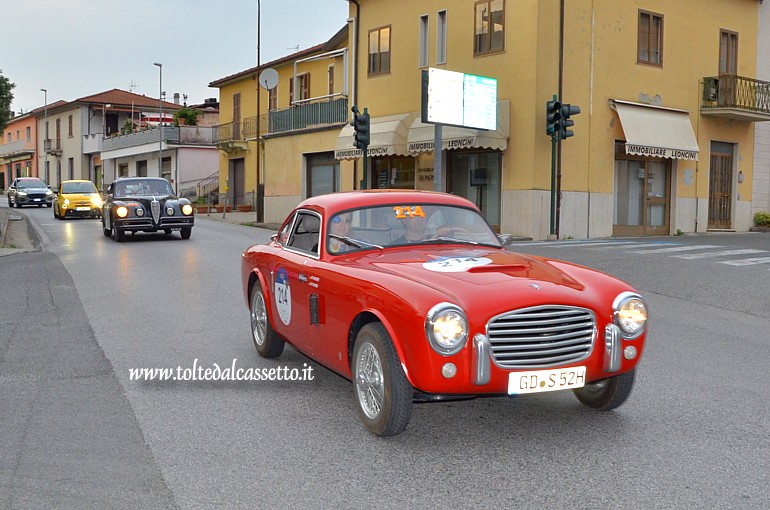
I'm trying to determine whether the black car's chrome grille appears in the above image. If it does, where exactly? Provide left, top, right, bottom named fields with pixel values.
left=487, top=305, right=596, bottom=369
left=151, top=199, right=160, bottom=224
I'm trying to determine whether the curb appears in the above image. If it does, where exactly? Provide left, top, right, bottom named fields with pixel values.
left=0, top=209, right=9, bottom=246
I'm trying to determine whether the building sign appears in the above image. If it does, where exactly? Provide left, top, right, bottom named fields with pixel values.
left=421, top=68, right=497, bottom=130
left=334, top=146, right=392, bottom=160
left=626, top=144, right=698, bottom=161
left=408, top=137, right=475, bottom=153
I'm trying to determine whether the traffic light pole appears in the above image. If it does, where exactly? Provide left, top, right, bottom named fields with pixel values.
left=361, top=107, right=369, bottom=189
left=549, top=95, right=558, bottom=236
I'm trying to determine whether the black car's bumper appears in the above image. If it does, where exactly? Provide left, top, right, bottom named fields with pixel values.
left=114, top=217, right=194, bottom=232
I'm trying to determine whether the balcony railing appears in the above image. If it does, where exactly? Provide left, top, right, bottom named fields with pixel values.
left=44, top=138, right=62, bottom=155
left=702, top=75, right=770, bottom=121
left=268, top=96, right=348, bottom=134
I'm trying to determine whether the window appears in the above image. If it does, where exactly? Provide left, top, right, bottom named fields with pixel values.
left=68, top=115, right=73, bottom=137
left=419, top=15, right=429, bottom=68
left=6, top=133, right=10, bottom=143
left=437, top=11, right=447, bottom=64
left=285, top=211, right=321, bottom=255
left=67, top=158, right=74, bottom=180
left=638, top=10, right=663, bottom=66
left=118, top=164, right=129, bottom=178
left=474, top=0, right=504, bottom=56
left=328, top=65, right=335, bottom=96
left=56, top=119, right=61, bottom=149
left=368, top=26, right=391, bottom=76
left=268, top=86, right=277, bottom=110
left=26, top=127, right=31, bottom=140
left=719, top=30, right=738, bottom=75
left=233, top=92, right=241, bottom=138
left=137, top=160, right=148, bottom=177
left=291, top=74, right=310, bottom=104
left=307, top=152, right=339, bottom=198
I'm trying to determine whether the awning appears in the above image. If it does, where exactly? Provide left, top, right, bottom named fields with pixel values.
left=335, top=112, right=417, bottom=160
left=407, top=99, right=510, bottom=153
left=611, top=100, right=699, bottom=161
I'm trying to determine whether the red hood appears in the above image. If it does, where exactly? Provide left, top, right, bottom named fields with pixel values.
left=343, top=246, right=632, bottom=318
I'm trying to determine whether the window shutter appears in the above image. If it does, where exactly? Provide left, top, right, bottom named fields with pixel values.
left=289, top=77, right=294, bottom=104
left=419, top=15, right=429, bottom=67
left=639, top=12, right=650, bottom=62
left=437, top=11, right=447, bottom=64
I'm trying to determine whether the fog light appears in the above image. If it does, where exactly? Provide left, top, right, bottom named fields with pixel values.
left=623, top=345, right=637, bottom=360
left=441, top=363, right=457, bottom=378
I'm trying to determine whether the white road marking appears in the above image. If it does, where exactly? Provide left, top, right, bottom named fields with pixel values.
left=718, top=257, right=770, bottom=267
left=673, top=249, right=767, bottom=260
left=628, top=245, right=721, bottom=254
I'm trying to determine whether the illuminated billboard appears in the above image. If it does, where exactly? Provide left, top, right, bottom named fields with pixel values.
left=421, top=68, right=497, bottom=130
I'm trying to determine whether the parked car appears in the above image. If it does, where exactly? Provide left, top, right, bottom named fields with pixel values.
left=7, top=177, right=54, bottom=208
left=241, top=190, right=649, bottom=436
left=101, top=177, right=194, bottom=242
left=54, top=180, right=102, bottom=219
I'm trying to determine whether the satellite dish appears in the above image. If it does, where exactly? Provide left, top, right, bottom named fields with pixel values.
left=259, top=68, right=279, bottom=90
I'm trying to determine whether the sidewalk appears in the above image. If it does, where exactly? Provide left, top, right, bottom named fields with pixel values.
left=194, top=209, right=281, bottom=231
left=0, top=208, right=39, bottom=257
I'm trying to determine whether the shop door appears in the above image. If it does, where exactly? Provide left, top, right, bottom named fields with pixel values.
left=613, top=159, right=671, bottom=236
left=708, top=144, right=734, bottom=230
left=229, top=158, right=245, bottom=207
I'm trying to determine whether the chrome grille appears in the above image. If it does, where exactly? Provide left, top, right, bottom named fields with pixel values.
left=487, top=305, right=595, bottom=369
left=151, top=199, right=160, bottom=224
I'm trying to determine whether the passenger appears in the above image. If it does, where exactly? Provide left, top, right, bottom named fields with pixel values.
left=393, top=213, right=429, bottom=244
left=328, top=212, right=353, bottom=253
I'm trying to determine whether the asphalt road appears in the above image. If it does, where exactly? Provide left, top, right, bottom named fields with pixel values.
left=2, top=204, right=769, bottom=509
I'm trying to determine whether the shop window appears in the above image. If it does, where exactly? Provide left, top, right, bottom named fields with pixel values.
left=372, top=156, right=416, bottom=189
left=447, top=150, right=501, bottom=229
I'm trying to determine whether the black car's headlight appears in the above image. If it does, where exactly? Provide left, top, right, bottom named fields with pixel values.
left=166, top=206, right=175, bottom=215
left=116, top=206, right=129, bottom=218
left=181, top=204, right=193, bottom=215
left=613, top=292, right=648, bottom=339
left=425, top=303, right=469, bottom=355
left=136, top=207, right=144, bottom=217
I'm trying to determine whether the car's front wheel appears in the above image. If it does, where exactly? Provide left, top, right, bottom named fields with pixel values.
left=101, top=216, right=111, bottom=237
left=573, top=369, right=636, bottom=411
left=180, top=227, right=192, bottom=240
left=111, top=219, right=125, bottom=242
left=352, top=323, right=413, bottom=437
left=250, top=282, right=284, bottom=358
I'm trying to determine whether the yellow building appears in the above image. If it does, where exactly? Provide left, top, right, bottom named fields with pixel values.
left=213, top=0, right=770, bottom=238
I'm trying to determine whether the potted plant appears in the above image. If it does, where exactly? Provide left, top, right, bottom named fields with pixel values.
left=173, top=106, right=201, bottom=126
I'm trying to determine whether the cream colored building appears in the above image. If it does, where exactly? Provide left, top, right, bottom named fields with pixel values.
left=214, top=0, right=769, bottom=238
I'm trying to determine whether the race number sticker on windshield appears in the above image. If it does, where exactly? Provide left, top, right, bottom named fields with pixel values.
left=423, top=256, right=493, bottom=273
left=274, top=268, right=292, bottom=325
left=393, top=205, right=426, bottom=219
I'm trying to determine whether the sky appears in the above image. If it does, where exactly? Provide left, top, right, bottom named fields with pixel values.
left=1, top=0, right=350, bottom=114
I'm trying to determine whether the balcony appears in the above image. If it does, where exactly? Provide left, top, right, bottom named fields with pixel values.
left=44, top=138, right=62, bottom=156
left=268, top=96, right=348, bottom=135
left=0, top=139, right=35, bottom=161
left=214, top=121, right=248, bottom=152
left=102, top=126, right=216, bottom=152
left=701, top=75, right=770, bottom=122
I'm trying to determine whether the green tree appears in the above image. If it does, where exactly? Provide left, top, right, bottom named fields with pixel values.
left=0, top=70, right=15, bottom=134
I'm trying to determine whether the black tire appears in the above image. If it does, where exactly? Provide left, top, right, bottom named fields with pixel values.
left=164, top=229, right=172, bottom=235
left=180, top=227, right=192, bottom=239
left=15, top=200, right=21, bottom=208
left=573, top=369, right=636, bottom=411
left=111, top=220, right=125, bottom=242
left=45, top=203, right=52, bottom=208
left=101, top=216, right=111, bottom=237
left=352, top=323, right=413, bottom=437
left=53, top=206, right=59, bottom=219
left=249, top=282, right=284, bottom=358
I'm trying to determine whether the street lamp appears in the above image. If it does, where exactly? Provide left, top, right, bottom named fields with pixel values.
left=40, top=88, right=48, bottom=182
left=153, top=62, right=166, bottom=188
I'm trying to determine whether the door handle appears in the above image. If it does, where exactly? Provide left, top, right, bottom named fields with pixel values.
left=298, top=273, right=308, bottom=283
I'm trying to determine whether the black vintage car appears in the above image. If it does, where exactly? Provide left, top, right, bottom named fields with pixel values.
left=101, top=177, right=194, bottom=242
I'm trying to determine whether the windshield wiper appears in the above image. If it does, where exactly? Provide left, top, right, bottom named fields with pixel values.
left=424, top=236, right=480, bottom=246
left=329, top=234, right=383, bottom=249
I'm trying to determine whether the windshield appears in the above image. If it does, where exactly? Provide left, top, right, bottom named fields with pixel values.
left=326, top=203, right=501, bottom=255
left=114, top=179, right=173, bottom=196
left=62, top=182, right=97, bottom=194
left=17, top=179, right=47, bottom=189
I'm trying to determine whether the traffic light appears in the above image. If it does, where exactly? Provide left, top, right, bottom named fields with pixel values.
left=351, top=106, right=370, bottom=149
left=558, top=103, right=581, bottom=140
left=546, top=100, right=562, bottom=137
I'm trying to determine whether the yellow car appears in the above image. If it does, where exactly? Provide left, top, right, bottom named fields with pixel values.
left=54, top=180, right=103, bottom=220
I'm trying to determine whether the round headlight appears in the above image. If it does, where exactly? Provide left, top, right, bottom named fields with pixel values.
left=136, top=207, right=144, bottom=217
left=63, top=198, right=70, bottom=206
left=90, top=195, right=103, bottom=207
left=181, top=204, right=193, bottom=215
left=166, top=206, right=175, bottom=215
left=116, top=206, right=129, bottom=218
left=425, top=303, right=469, bottom=355
left=613, top=293, right=648, bottom=338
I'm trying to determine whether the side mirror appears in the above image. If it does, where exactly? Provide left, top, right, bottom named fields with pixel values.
left=497, top=234, right=516, bottom=247
left=270, top=234, right=278, bottom=242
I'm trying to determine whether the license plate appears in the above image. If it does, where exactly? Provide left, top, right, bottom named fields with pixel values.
left=75, top=207, right=90, bottom=211
left=33, top=198, right=41, bottom=202
left=508, top=366, right=586, bottom=395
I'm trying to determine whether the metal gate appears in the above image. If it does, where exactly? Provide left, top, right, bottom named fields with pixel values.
left=708, top=153, right=733, bottom=229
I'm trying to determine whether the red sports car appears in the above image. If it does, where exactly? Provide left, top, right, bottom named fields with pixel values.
left=241, top=190, right=648, bottom=436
